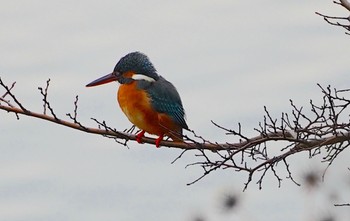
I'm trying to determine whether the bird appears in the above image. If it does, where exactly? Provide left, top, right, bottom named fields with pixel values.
left=86, top=52, right=188, bottom=147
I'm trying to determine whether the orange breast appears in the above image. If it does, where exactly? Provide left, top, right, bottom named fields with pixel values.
left=117, top=82, right=182, bottom=140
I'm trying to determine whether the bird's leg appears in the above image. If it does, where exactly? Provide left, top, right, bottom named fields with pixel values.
left=136, top=130, right=145, bottom=143
left=155, top=134, right=164, bottom=148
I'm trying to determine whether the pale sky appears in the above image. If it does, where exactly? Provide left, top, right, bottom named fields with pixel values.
left=1, top=1, right=350, bottom=221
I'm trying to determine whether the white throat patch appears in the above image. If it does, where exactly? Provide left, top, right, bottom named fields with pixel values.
left=131, top=74, right=156, bottom=82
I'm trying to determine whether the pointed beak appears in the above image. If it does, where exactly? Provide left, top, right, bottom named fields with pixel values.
left=86, top=73, right=118, bottom=87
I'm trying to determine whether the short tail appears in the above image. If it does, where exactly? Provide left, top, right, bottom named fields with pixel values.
left=167, top=128, right=185, bottom=142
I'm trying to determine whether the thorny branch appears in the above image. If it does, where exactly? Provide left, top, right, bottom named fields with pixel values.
left=1, top=77, right=350, bottom=191
left=316, top=0, right=350, bottom=35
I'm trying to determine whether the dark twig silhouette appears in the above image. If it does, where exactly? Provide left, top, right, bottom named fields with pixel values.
left=316, top=0, right=350, bottom=35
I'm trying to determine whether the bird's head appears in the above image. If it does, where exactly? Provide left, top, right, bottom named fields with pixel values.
left=86, top=52, right=159, bottom=87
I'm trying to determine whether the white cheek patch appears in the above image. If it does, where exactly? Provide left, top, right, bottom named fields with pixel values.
left=131, top=74, right=156, bottom=82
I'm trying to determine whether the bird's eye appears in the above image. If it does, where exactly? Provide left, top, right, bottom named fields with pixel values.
left=113, top=71, right=120, bottom=76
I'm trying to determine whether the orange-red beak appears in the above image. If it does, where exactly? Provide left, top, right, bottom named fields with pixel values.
left=86, top=73, right=118, bottom=87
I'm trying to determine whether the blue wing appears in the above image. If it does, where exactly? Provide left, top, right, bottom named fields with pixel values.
left=138, top=76, right=188, bottom=130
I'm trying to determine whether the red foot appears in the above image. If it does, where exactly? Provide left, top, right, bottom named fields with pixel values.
left=155, top=134, right=164, bottom=148
left=136, top=130, right=145, bottom=143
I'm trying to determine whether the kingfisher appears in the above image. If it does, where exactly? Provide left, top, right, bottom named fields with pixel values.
left=86, top=52, right=188, bottom=147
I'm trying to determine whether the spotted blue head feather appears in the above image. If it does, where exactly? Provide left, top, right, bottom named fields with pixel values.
left=113, top=52, right=159, bottom=81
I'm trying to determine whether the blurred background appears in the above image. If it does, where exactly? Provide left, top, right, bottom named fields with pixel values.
left=1, top=1, right=350, bottom=220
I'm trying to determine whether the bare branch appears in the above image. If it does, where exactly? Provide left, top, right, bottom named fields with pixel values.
left=316, top=1, right=350, bottom=35
left=0, top=77, right=28, bottom=112
left=66, top=95, right=88, bottom=130
left=38, top=79, right=58, bottom=119
left=1, top=77, right=350, bottom=190
left=334, top=203, right=350, bottom=206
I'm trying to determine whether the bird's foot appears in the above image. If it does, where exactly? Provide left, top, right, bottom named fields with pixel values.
left=155, top=134, right=164, bottom=148
left=136, top=130, right=145, bottom=143
left=136, top=131, right=163, bottom=148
